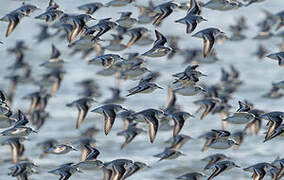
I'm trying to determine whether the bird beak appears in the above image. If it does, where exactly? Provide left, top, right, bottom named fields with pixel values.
left=32, top=130, right=38, bottom=133
left=157, top=86, right=163, bottom=89
left=266, top=54, right=274, bottom=59
left=234, top=142, right=240, bottom=146
left=72, top=148, right=78, bottom=151
left=201, top=89, right=207, bottom=93
left=235, top=164, right=241, bottom=168
left=77, top=168, right=83, bottom=173
left=122, top=107, right=128, bottom=111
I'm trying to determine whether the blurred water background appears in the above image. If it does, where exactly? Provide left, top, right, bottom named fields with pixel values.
left=0, top=0, right=284, bottom=179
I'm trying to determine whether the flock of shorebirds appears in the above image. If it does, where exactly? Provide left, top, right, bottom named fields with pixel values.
left=0, top=0, right=284, bottom=179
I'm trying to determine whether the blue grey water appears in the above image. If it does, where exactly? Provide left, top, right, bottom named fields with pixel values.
left=0, top=0, right=284, bottom=179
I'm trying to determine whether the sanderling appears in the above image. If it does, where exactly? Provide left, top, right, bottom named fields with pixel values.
left=207, top=160, right=240, bottom=180
left=103, top=159, right=133, bottom=180
left=89, top=18, right=118, bottom=39
left=66, top=97, right=96, bottom=129
left=1, top=110, right=37, bottom=137
left=14, top=2, right=39, bottom=16
left=0, top=11, right=25, bottom=37
left=117, top=122, right=144, bottom=149
left=194, top=97, right=222, bottom=119
left=88, top=54, right=125, bottom=69
left=8, top=161, right=37, bottom=180
left=222, top=110, right=255, bottom=125
left=202, top=0, right=243, bottom=11
left=103, top=87, right=126, bottom=104
left=193, top=28, right=224, bottom=57
left=175, top=0, right=206, bottom=33
left=231, top=130, right=246, bottom=150
left=105, top=34, right=126, bottom=51
left=171, top=111, right=194, bottom=137
left=1, top=137, right=26, bottom=163
left=135, top=2, right=155, bottom=24
left=35, top=24, right=54, bottom=43
left=126, top=27, right=149, bottom=48
left=91, top=104, right=127, bottom=135
left=166, top=134, right=192, bottom=150
left=123, top=161, right=149, bottom=179
left=116, top=12, right=137, bottom=28
left=266, top=52, right=284, bottom=67
left=243, top=162, right=275, bottom=180
left=48, top=162, right=82, bottom=180
left=173, top=85, right=207, bottom=96
left=60, top=14, right=95, bottom=42
left=35, top=6, right=63, bottom=23
left=131, top=108, right=164, bottom=143
left=202, top=153, right=230, bottom=170
left=127, top=81, right=163, bottom=97
left=152, top=1, right=179, bottom=26
left=142, top=30, right=172, bottom=57
left=77, top=2, right=103, bottom=15
left=83, top=144, right=100, bottom=161
left=273, top=80, right=284, bottom=89
left=154, top=148, right=185, bottom=162
left=37, top=138, right=58, bottom=158
left=45, top=144, right=77, bottom=155
left=106, top=0, right=134, bottom=7
left=40, top=44, right=65, bottom=69
left=254, top=44, right=269, bottom=59
left=261, top=111, right=284, bottom=142
left=271, top=157, right=284, bottom=179
left=176, top=172, right=205, bottom=180
left=30, top=110, right=49, bottom=130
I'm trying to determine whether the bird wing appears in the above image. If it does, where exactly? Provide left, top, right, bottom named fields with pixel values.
left=252, top=168, right=265, bottom=180
left=173, top=115, right=184, bottom=137
left=14, top=110, right=29, bottom=127
left=188, top=0, right=201, bottom=15
left=208, top=164, right=227, bottom=180
left=126, top=31, right=141, bottom=48
left=50, top=44, right=61, bottom=59
left=187, top=19, right=198, bottom=34
left=0, top=90, right=6, bottom=102
left=62, top=171, right=72, bottom=180
left=103, top=167, right=112, bottom=180
left=164, top=87, right=176, bottom=109
left=145, top=114, right=159, bottom=143
left=154, top=30, right=167, bottom=47
left=94, top=25, right=111, bottom=39
left=127, top=84, right=147, bottom=96
left=153, top=7, right=173, bottom=26
left=76, top=103, right=88, bottom=129
left=202, top=34, right=215, bottom=57
left=103, top=109, right=116, bottom=135
left=10, top=143, right=19, bottom=163
left=85, top=145, right=100, bottom=160
left=265, top=116, right=282, bottom=141
left=6, top=16, right=19, bottom=37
